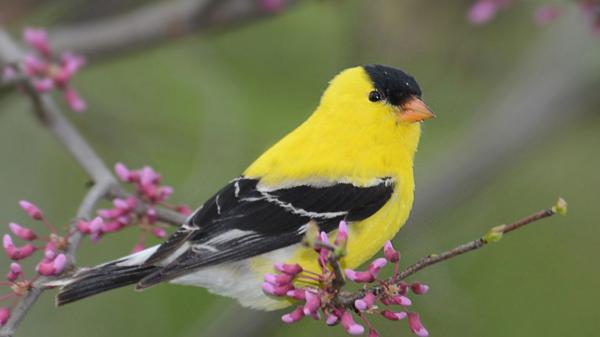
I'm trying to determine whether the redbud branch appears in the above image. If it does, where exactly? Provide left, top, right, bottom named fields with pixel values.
left=0, top=29, right=184, bottom=336
left=335, top=203, right=561, bottom=307
left=397, top=207, right=556, bottom=280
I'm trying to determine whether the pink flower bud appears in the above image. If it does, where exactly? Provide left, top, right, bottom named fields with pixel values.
left=3, top=235, right=36, bottom=260
left=334, top=220, right=348, bottom=246
left=23, top=27, right=51, bottom=56
left=152, top=227, right=167, bottom=239
left=303, top=290, right=321, bottom=316
left=63, top=87, right=86, bottom=112
left=97, top=208, right=120, bottom=219
left=286, top=289, right=306, bottom=300
left=140, top=166, right=160, bottom=186
left=354, top=291, right=376, bottom=311
left=9, top=223, right=37, bottom=241
left=37, top=253, right=66, bottom=276
left=53, top=254, right=67, bottom=274
left=89, top=217, right=104, bottom=233
left=44, top=242, right=57, bottom=260
left=114, top=163, right=131, bottom=182
left=132, top=242, right=145, bottom=253
left=467, top=0, right=498, bottom=25
left=261, top=282, right=292, bottom=296
left=382, top=310, right=407, bottom=321
left=387, top=295, right=412, bottom=306
left=101, top=221, right=122, bottom=233
left=408, top=312, right=429, bottom=337
left=76, top=219, right=91, bottom=234
left=274, top=262, right=303, bottom=275
left=410, top=282, right=429, bottom=295
left=319, top=231, right=329, bottom=244
left=23, top=54, right=46, bottom=76
left=368, top=257, right=387, bottom=277
left=146, top=207, right=157, bottom=224
left=33, top=78, right=54, bottom=92
left=176, top=205, right=192, bottom=216
left=281, top=306, right=304, bottom=324
left=0, top=307, right=10, bottom=326
left=19, top=200, right=43, bottom=220
left=384, top=240, right=400, bottom=263
left=58, top=52, right=85, bottom=83
left=368, top=328, right=380, bottom=337
left=345, top=269, right=375, bottom=283
left=159, top=186, right=174, bottom=200
left=325, top=313, right=339, bottom=326
left=264, top=273, right=293, bottom=286
left=6, top=262, right=22, bottom=282
left=341, top=311, right=364, bottom=335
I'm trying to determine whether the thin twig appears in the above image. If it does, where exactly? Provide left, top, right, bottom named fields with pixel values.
left=335, top=204, right=561, bottom=306
left=0, top=29, right=184, bottom=336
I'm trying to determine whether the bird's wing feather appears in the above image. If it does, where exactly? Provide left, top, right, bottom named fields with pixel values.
left=138, top=176, right=394, bottom=288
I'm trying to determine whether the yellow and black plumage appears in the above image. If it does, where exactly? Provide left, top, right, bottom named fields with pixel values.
left=54, top=64, right=434, bottom=310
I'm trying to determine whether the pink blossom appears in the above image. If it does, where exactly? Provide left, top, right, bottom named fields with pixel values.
left=146, top=207, right=157, bottom=224
left=408, top=312, right=429, bottom=337
left=152, top=227, right=166, bottom=239
left=23, top=54, right=46, bottom=76
left=325, top=313, right=339, bottom=326
left=281, top=306, right=304, bottom=323
left=345, top=269, right=374, bottom=283
left=0, top=307, right=10, bottom=326
left=286, top=289, right=306, bottom=300
left=368, top=258, right=387, bottom=277
left=176, top=205, right=193, bottom=216
left=382, top=310, right=407, bottom=321
left=115, top=163, right=132, bottom=182
left=334, top=220, right=348, bottom=246
left=19, top=200, right=43, bottom=220
left=37, top=253, right=67, bottom=276
left=6, top=262, right=22, bottom=282
left=23, top=27, right=51, bottom=57
left=274, top=262, right=302, bottom=275
left=131, top=242, right=145, bottom=253
left=64, top=87, right=86, bottom=112
left=8, top=223, right=37, bottom=241
left=385, top=295, right=412, bottom=306
left=303, top=291, right=321, bottom=316
left=354, top=291, right=376, bottom=311
left=262, top=282, right=293, bottom=296
left=468, top=0, right=503, bottom=24
left=3, top=235, right=36, bottom=260
left=384, top=240, right=400, bottom=263
left=410, top=282, right=429, bottom=295
left=32, top=78, right=54, bottom=92
left=264, top=273, right=293, bottom=286
left=341, top=311, right=364, bottom=335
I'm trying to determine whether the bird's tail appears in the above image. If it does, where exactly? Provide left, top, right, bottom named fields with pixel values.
left=51, top=247, right=159, bottom=306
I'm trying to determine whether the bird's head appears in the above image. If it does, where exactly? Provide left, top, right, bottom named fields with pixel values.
left=318, top=64, right=434, bottom=127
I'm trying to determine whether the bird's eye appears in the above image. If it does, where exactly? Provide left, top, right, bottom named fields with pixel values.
left=368, top=90, right=383, bottom=102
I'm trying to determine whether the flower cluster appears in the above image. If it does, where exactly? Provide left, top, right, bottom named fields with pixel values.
left=77, top=163, right=191, bottom=252
left=263, top=221, right=429, bottom=337
left=1, top=27, right=86, bottom=112
left=1, top=201, right=70, bottom=326
left=468, top=0, right=600, bottom=33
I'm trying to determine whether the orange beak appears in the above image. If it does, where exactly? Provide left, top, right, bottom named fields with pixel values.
left=397, top=97, right=435, bottom=123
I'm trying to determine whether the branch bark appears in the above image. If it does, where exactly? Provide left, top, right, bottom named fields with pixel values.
left=0, top=29, right=185, bottom=336
left=49, top=0, right=299, bottom=61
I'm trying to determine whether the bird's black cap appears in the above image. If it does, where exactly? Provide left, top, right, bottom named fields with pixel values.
left=363, top=65, right=422, bottom=106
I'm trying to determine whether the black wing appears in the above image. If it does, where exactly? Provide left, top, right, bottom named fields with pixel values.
left=137, top=176, right=394, bottom=288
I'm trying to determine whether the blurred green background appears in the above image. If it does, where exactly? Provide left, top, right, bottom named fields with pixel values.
left=1, top=0, right=599, bottom=336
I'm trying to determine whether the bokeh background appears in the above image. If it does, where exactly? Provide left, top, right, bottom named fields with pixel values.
left=1, top=1, right=599, bottom=336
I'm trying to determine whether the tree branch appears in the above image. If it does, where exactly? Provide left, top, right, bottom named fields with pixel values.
left=48, top=0, right=299, bottom=61
left=0, top=29, right=185, bottom=336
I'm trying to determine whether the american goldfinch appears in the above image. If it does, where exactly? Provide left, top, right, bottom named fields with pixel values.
left=55, top=65, right=434, bottom=310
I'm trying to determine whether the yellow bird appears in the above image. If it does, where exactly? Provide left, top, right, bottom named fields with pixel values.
left=54, top=65, right=434, bottom=310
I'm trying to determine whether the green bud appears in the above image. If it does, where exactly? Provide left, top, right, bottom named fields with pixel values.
left=302, top=221, right=319, bottom=247
left=552, top=197, right=568, bottom=216
left=484, top=227, right=504, bottom=243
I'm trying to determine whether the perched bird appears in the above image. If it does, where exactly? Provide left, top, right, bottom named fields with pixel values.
left=54, top=65, right=434, bottom=310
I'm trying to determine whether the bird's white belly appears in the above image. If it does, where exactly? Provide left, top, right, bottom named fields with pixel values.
left=170, top=245, right=297, bottom=310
